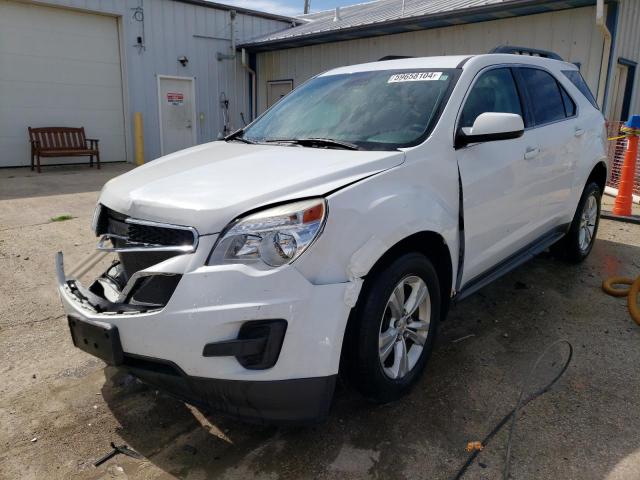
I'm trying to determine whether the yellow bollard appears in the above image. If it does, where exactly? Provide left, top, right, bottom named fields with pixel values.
left=133, top=112, right=144, bottom=165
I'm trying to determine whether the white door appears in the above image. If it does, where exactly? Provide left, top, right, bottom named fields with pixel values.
left=0, top=1, right=126, bottom=167
left=267, top=80, right=293, bottom=108
left=515, top=67, right=579, bottom=231
left=456, top=67, right=540, bottom=285
left=610, top=65, right=628, bottom=122
left=158, top=76, right=196, bottom=155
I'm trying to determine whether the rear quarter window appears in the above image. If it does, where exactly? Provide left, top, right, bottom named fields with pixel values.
left=562, top=70, right=599, bottom=109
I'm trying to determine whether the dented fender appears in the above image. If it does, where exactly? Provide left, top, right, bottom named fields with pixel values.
left=293, top=143, right=460, bottom=307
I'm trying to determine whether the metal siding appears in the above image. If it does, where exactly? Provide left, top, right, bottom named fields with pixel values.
left=607, top=0, right=640, bottom=118
left=0, top=0, right=127, bottom=166
left=257, top=6, right=603, bottom=114
left=6, top=0, right=289, bottom=164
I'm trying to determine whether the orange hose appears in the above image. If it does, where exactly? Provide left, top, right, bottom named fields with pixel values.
left=628, top=277, right=640, bottom=326
left=602, top=276, right=634, bottom=297
left=602, top=276, right=640, bottom=326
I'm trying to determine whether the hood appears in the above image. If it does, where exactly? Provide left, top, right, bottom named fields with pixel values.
left=99, top=141, right=404, bottom=234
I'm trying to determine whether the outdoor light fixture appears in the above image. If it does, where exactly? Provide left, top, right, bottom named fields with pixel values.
left=178, top=55, right=189, bottom=67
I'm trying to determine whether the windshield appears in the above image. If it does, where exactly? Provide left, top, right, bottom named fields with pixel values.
left=241, top=69, right=460, bottom=151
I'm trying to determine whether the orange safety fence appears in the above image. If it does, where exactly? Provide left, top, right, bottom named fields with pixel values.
left=606, top=121, right=640, bottom=196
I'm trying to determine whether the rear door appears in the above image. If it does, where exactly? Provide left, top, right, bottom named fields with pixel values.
left=514, top=67, right=579, bottom=230
left=456, top=67, right=541, bottom=285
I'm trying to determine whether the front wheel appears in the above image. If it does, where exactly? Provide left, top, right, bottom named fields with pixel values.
left=552, top=181, right=601, bottom=262
left=346, top=253, right=440, bottom=403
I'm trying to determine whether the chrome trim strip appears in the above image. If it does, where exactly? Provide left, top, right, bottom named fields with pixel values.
left=91, top=204, right=102, bottom=235
left=55, top=252, right=66, bottom=286
left=97, top=234, right=196, bottom=253
left=95, top=217, right=199, bottom=253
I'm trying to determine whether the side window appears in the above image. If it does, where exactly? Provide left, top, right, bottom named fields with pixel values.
left=560, top=86, right=576, bottom=117
left=459, top=68, right=523, bottom=128
left=518, top=68, right=566, bottom=125
left=562, top=70, right=599, bottom=109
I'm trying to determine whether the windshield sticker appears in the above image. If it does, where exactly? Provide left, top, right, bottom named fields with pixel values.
left=388, top=72, right=443, bottom=83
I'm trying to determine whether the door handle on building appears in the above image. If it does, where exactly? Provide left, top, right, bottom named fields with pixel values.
left=185, top=120, right=192, bottom=129
left=524, top=147, right=540, bottom=160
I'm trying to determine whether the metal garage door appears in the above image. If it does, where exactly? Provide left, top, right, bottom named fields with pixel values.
left=0, top=1, right=126, bottom=167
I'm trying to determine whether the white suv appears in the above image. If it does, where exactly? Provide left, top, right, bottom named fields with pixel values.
left=57, top=52, right=607, bottom=424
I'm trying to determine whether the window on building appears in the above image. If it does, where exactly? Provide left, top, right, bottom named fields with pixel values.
left=459, top=68, right=523, bottom=129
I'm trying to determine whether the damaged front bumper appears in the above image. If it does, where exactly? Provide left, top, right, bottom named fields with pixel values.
left=55, top=238, right=350, bottom=424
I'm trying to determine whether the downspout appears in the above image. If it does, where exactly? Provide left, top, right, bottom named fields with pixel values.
left=241, top=48, right=257, bottom=121
left=596, top=0, right=612, bottom=110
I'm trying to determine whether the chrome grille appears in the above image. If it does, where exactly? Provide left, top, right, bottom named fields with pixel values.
left=95, top=205, right=198, bottom=253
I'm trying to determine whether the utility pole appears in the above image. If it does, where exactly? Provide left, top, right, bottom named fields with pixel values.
left=303, top=0, right=310, bottom=14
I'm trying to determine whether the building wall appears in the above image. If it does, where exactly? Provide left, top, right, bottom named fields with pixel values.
left=606, top=0, right=640, bottom=119
left=256, top=6, right=604, bottom=114
left=27, top=0, right=290, bottom=163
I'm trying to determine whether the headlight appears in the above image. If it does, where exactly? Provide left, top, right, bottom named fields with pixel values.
left=207, top=198, right=327, bottom=267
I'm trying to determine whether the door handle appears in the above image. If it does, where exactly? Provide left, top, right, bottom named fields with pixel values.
left=524, top=147, right=540, bottom=160
left=574, top=128, right=585, bottom=137
left=185, top=120, right=192, bottom=129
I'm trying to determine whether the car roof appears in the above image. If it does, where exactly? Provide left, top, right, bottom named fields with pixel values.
left=319, top=53, right=578, bottom=76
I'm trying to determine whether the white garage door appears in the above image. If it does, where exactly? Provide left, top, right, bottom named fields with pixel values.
left=0, top=1, right=126, bottom=167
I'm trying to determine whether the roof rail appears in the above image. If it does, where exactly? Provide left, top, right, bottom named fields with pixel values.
left=378, top=55, right=413, bottom=61
left=490, top=45, right=563, bottom=61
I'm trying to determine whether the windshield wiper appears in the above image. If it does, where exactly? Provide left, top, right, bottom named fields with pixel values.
left=264, top=137, right=359, bottom=150
left=224, top=129, right=257, bottom=144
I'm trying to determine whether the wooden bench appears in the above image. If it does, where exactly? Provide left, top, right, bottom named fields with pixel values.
left=28, top=127, right=100, bottom=173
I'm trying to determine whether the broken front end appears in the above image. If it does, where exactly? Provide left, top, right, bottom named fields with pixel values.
left=56, top=205, right=347, bottom=424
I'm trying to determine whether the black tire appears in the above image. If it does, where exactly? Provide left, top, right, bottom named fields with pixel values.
left=346, top=252, right=440, bottom=403
left=552, top=181, right=601, bottom=263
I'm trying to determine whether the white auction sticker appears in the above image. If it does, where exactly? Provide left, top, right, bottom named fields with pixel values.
left=388, top=72, right=442, bottom=83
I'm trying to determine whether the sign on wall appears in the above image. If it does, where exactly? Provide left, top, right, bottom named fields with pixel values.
left=167, top=92, right=184, bottom=106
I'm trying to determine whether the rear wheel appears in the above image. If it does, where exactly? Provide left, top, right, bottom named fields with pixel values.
left=552, top=182, right=601, bottom=263
left=347, top=253, right=440, bottom=403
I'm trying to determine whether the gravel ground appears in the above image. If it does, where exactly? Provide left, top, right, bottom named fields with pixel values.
left=1, top=164, right=640, bottom=480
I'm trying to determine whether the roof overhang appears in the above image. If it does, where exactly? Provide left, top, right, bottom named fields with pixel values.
left=240, top=0, right=600, bottom=52
left=174, top=0, right=302, bottom=24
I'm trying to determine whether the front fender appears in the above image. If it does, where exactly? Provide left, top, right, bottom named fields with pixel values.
left=293, top=155, right=460, bottom=294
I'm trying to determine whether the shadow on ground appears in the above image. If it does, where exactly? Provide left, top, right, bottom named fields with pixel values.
left=0, top=163, right=132, bottom=200
left=95, top=239, right=640, bottom=480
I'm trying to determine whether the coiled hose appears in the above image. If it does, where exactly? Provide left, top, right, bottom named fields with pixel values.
left=602, top=276, right=640, bottom=325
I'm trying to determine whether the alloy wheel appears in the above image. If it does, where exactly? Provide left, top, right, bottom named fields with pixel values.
left=578, top=193, right=598, bottom=252
left=378, top=275, right=431, bottom=380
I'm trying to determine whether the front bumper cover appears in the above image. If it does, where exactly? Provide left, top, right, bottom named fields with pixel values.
left=122, top=352, right=336, bottom=425
left=56, top=250, right=349, bottom=423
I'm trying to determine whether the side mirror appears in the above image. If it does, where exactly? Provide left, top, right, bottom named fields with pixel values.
left=455, top=112, right=524, bottom=148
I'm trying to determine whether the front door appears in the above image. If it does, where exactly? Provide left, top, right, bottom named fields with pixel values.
left=159, top=76, right=196, bottom=155
left=456, top=67, right=540, bottom=285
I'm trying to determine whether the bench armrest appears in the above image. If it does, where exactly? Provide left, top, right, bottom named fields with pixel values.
left=86, top=138, right=100, bottom=148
